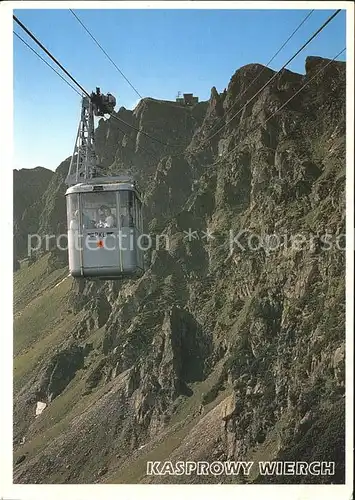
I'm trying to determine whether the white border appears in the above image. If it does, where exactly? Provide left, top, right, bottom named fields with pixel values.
left=4, top=0, right=355, bottom=10
left=1, top=2, right=354, bottom=499
left=345, top=1, right=354, bottom=492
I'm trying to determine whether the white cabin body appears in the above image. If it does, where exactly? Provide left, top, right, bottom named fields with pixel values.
left=65, top=177, right=144, bottom=279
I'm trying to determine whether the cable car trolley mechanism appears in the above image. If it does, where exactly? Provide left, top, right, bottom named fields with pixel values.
left=65, top=89, right=144, bottom=280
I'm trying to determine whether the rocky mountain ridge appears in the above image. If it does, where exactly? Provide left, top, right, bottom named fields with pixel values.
left=13, top=55, right=346, bottom=484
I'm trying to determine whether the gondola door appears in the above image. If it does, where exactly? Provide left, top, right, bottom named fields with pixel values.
left=80, top=191, right=120, bottom=276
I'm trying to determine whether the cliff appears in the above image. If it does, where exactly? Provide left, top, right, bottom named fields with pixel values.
left=13, top=55, right=346, bottom=484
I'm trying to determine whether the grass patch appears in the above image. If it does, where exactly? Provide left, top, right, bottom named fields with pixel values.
left=13, top=311, right=79, bottom=391
left=14, top=275, right=72, bottom=356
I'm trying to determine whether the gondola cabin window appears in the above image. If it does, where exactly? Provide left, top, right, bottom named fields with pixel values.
left=67, top=193, right=79, bottom=230
left=119, top=190, right=137, bottom=228
left=81, top=192, right=117, bottom=229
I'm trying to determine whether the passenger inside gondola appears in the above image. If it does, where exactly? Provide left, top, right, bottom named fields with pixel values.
left=95, top=206, right=116, bottom=228
left=120, top=207, right=134, bottom=227
left=103, top=206, right=116, bottom=227
left=96, top=207, right=107, bottom=228
left=70, top=210, right=79, bottom=230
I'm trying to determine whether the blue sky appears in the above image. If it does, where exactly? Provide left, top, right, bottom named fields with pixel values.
left=13, top=8, right=346, bottom=171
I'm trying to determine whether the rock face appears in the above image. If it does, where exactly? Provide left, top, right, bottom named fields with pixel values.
left=13, top=56, right=346, bottom=485
left=13, top=166, right=54, bottom=262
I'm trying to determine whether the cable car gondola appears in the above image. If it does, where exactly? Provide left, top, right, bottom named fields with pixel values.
left=65, top=176, right=144, bottom=279
left=65, top=89, right=144, bottom=280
